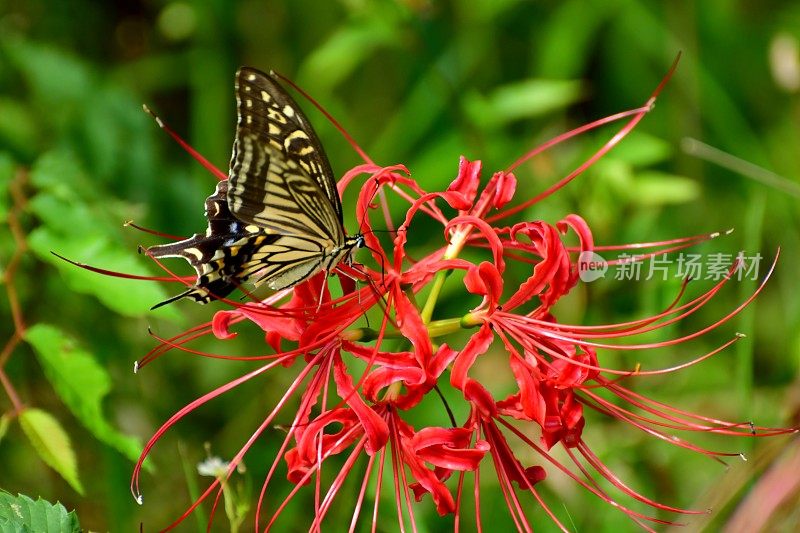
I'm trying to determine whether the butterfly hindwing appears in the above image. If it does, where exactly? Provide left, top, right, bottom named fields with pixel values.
left=147, top=181, right=269, bottom=307
left=148, top=181, right=335, bottom=306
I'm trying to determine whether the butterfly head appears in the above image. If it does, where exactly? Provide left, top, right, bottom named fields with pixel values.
left=343, top=233, right=366, bottom=264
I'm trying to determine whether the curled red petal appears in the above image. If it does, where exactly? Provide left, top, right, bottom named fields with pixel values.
left=464, top=261, right=504, bottom=310
left=412, top=427, right=489, bottom=471
left=447, top=156, right=482, bottom=209
left=427, top=343, right=458, bottom=381
left=393, top=418, right=458, bottom=516
left=504, top=221, right=573, bottom=311
left=333, top=355, right=389, bottom=454
left=492, top=171, right=517, bottom=209
left=393, top=288, right=433, bottom=366
left=445, top=214, right=506, bottom=272
left=345, top=342, right=419, bottom=369
left=362, top=366, right=426, bottom=403
left=234, top=305, right=304, bottom=342
left=484, top=420, right=547, bottom=490
left=508, top=353, right=546, bottom=423
left=451, top=323, right=494, bottom=391
left=211, top=311, right=238, bottom=340
left=406, top=458, right=456, bottom=515
left=463, top=379, right=497, bottom=418
left=265, top=331, right=282, bottom=353
left=286, top=408, right=360, bottom=483
left=558, top=213, right=594, bottom=251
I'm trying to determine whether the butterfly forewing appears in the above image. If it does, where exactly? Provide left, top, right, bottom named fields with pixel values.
left=229, top=67, right=343, bottom=240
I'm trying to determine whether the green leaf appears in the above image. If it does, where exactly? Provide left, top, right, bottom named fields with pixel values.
left=299, top=22, right=399, bottom=93
left=0, top=413, right=10, bottom=444
left=0, top=99, right=39, bottom=162
left=631, top=171, right=701, bottom=205
left=0, top=491, right=80, bottom=533
left=23, top=324, right=143, bottom=464
left=18, top=409, right=84, bottom=495
left=408, top=131, right=467, bottom=191
left=28, top=150, right=101, bottom=205
left=27, top=226, right=179, bottom=319
left=28, top=193, right=98, bottom=238
left=535, top=0, right=614, bottom=77
left=463, top=78, right=583, bottom=129
left=26, top=151, right=180, bottom=319
left=457, top=0, right=525, bottom=20
left=607, top=131, right=673, bottom=167
left=2, top=39, right=93, bottom=110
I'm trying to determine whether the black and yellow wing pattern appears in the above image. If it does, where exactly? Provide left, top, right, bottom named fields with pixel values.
left=148, top=67, right=363, bottom=308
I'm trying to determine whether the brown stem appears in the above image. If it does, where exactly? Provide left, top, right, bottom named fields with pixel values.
left=1, top=169, right=30, bottom=414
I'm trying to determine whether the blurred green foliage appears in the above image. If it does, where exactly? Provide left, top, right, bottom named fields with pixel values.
left=0, top=0, right=799, bottom=531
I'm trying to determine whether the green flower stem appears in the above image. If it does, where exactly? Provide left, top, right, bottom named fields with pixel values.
left=419, top=225, right=472, bottom=324
left=419, top=270, right=450, bottom=324
left=343, top=316, right=475, bottom=343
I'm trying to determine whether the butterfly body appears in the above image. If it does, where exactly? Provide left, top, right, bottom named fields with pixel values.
left=149, top=67, right=363, bottom=308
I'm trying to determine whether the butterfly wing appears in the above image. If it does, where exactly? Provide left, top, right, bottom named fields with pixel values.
left=228, top=67, right=344, bottom=246
left=148, top=181, right=333, bottom=307
left=146, top=181, right=274, bottom=307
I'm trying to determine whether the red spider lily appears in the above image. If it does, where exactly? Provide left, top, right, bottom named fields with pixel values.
left=111, top=60, right=799, bottom=532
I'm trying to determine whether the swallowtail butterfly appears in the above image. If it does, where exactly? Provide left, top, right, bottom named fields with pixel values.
left=149, top=67, right=364, bottom=308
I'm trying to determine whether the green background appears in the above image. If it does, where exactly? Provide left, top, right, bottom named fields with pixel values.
left=1, top=0, right=798, bottom=531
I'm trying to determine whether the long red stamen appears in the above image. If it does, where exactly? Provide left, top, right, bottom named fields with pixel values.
left=142, top=104, right=227, bottom=181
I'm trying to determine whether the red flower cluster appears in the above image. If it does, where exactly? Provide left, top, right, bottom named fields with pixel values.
left=128, top=67, right=793, bottom=532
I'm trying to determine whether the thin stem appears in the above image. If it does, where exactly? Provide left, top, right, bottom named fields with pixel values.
left=345, top=316, right=468, bottom=342
left=1, top=169, right=30, bottom=415
left=420, top=226, right=472, bottom=324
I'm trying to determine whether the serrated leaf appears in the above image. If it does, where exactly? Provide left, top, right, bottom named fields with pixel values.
left=0, top=491, right=80, bottom=533
left=0, top=517, right=24, bottom=533
left=18, top=409, right=84, bottom=495
left=23, top=324, right=143, bottom=465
